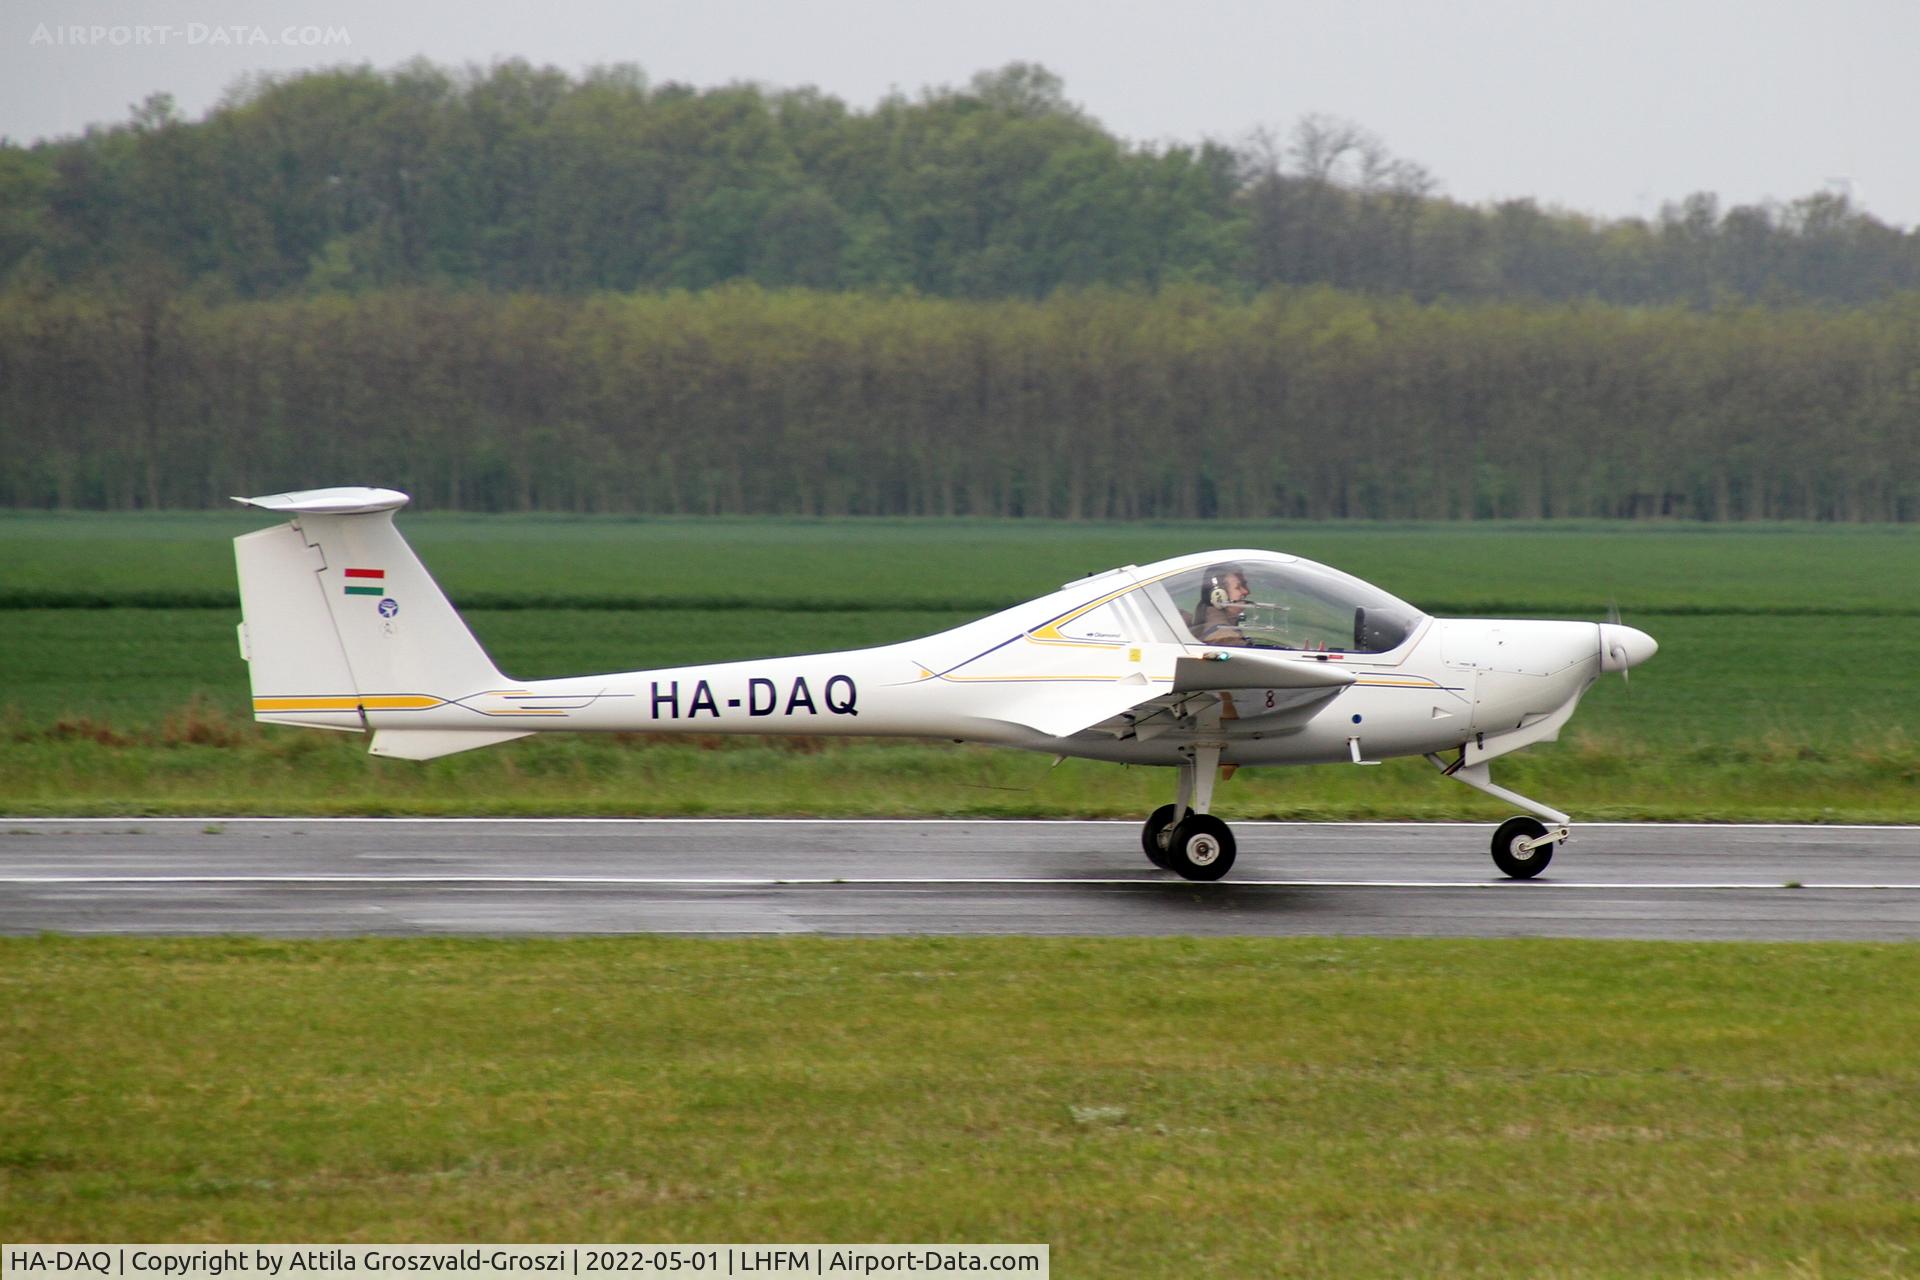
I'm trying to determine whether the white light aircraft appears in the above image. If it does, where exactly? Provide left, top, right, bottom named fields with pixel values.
left=233, top=487, right=1657, bottom=882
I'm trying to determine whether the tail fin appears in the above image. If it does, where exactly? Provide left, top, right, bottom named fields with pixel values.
left=233, top=487, right=529, bottom=759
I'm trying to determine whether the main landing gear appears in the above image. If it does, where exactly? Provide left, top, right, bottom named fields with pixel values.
left=1142, top=746, right=1236, bottom=881
left=1426, top=751, right=1571, bottom=880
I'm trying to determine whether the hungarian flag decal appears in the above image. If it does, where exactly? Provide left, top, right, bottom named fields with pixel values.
left=343, top=568, right=386, bottom=596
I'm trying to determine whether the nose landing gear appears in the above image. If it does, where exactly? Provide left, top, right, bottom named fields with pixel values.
left=1490, top=815, right=1569, bottom=879
left=1427, top=751, right=1573, bottom=880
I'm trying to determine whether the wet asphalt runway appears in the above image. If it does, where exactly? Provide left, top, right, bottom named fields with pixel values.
left=2, top=818, right=1917, bottom=941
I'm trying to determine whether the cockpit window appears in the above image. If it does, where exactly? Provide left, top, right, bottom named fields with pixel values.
left=1164, top=559, right=1423, bottom=654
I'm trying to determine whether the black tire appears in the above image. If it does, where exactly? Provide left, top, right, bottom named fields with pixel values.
left=1167, top=814, right=1237, bottom=882
left=1492, top=816, right=1552, bottom=879
left=1142, top=803, right=1180, bottom=869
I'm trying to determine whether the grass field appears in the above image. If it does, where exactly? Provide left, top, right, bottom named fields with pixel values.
left=2, top=514, right=1917, bottom=818
left=3, top=935, right=1916, bottom=1273
left=5, top=517, right=1919, bottom=1267
left=0, top=610, right=1911, bottom=820
left=6, top=509, right=1919, bottom=614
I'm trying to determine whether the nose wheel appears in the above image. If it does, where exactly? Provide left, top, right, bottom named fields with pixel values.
left=1491, top=815, right=1567, bottom=879
left=1428, top=753, right=1573, bottom=880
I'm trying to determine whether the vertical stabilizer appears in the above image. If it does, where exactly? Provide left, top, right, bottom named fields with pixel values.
left=233, top=488, right=512, bottom=743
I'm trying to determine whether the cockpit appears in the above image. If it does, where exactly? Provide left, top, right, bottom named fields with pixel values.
left=1156, top=557, right=1423, bottom=655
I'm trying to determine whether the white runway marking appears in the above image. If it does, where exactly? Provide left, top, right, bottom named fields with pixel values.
left=6, top=875, right=1919, bottom=891
left=8, top=820, right=1915, bottom=938
left=5, top=817, right=1916, bottom=831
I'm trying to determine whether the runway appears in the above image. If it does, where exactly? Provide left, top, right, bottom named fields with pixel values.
left=2, top=818, right=1917, bottom=941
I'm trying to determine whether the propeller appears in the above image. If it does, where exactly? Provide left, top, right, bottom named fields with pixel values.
left=1606, top=601, right=1628, bottom=692
left=1597, top=601, right=1658, bottom=690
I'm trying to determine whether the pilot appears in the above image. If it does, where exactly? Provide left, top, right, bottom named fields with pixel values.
left=1192, top=566, right=1252, bottom=646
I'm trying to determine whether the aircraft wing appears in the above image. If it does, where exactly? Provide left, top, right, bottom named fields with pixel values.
left=1172, top=650, right=1358, bottom=693
left=991, top=675, right=1167, bottom=739
left=988, top=652, right=1356, bottom=740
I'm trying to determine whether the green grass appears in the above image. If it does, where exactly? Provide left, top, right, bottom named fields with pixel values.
left=2, top=936, right=1916, bottom=1272
left=1, top=516, right=1916, bottom=817
left=1, top=608, right=1914, bottom=819
left=5, top=519, right=1918, bottom=1267
left=6, top=509, right=1918, bottom=614
left=2, top=736, right=1911, bottom=821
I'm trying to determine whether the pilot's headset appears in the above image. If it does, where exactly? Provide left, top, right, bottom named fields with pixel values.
left=1200, top=566, right=1246, bottom=612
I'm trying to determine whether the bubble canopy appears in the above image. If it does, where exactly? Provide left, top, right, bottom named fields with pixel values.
left=1164, top=555, right=1424, bottom=654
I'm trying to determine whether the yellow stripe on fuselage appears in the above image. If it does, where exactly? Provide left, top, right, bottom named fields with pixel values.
left=253, top=695, right=445, bottom=713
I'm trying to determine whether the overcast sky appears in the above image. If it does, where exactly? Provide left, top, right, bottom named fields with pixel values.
left=5, top=0, right=1916, bottom=229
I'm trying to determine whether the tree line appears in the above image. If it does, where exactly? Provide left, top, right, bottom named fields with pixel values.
left=3, top=60, right=1918, bottom=306
left=3, top=285, right=1914, bottom=520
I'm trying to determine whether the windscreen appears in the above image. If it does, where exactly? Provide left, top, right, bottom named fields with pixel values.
left=1166, top=559, right=1423, bottom=655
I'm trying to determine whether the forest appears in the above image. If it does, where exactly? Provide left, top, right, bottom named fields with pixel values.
left=4, top=285, right=1915, bottom=519
left=5, top=60, right=1918, bottom=305
left=0, top=61, right=1916, bottom=518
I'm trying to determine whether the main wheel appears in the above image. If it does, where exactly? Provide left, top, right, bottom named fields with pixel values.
left=1141, top=803, right=1180, bottom=869
left=1166, top=814, right=1237, bottom=882
left=1491, top=816, right=1552, bottom=879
